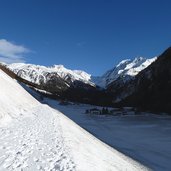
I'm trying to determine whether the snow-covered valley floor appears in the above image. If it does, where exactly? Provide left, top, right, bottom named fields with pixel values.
left=43, top=99, right=171, bottom=171
left=0, top=69, right=150, bottom=170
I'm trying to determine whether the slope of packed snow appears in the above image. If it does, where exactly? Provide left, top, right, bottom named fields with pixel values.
left=92, top=57, right=157, bottom=87
left=6, top=63, right=94, bottom=86
left=0, top=69, right=39, bottom=126
left=44, top=99, right=171, bottom=171
left=0, top=69, right=149, bottom=170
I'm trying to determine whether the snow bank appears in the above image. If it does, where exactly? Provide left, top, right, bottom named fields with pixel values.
left=0, top=69, right=39, bottom=125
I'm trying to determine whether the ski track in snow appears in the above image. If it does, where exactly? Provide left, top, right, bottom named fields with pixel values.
left=0, top=105, right=76, bottom=171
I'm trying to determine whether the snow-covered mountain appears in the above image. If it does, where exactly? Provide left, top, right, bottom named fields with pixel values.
left=92, top=57, right=157, bottom=88
left=117, top=47, right=171, bottom=113
left=7, top=63, right=94, bottom=87
left=5, top=57, right=157, bottom=90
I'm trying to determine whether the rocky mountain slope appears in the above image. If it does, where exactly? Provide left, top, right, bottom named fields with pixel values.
left=7, top=63, right=95, bottom=87
left=116, top=47, right=171, bottom=113
left=11, top=63, right=93, bottom=85
left=92, top=57, right=157, bottom=88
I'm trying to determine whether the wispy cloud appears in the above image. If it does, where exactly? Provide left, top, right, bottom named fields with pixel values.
left=0, top=39, right=29, bottom=63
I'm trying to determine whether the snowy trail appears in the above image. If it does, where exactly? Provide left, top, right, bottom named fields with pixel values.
left=0, top=105, right=75, bottom=171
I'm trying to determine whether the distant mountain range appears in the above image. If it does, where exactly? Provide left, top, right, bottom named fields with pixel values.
left=7, top=63, right=95, bottom=87
left=1, top=47, right=171, bottom=113
left=6, top=56, right=157, bottom=89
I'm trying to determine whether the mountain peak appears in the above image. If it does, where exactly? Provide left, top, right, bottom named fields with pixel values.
left=52, top=64, right=65, bottom=69
left=92, top=56, right=157, bottom=88
left=116, top=59, right=131, bottom=67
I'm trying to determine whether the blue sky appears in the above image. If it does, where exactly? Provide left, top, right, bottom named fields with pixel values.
left=0, top=0, right=171, bottom=76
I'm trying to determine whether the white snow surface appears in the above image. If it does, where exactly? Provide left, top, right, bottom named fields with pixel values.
left=7, top=63, right=94, bottom=86
left=0, top=69, right=149, bottom=170
left=92, top=57, right=157, bottom=87
left=0, top=69, right=39, bottom=126
left=44, top=99, right=171, bottom=171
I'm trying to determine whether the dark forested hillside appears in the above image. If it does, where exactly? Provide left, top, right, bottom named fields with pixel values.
left=118, top=47, right=171, bottom=113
